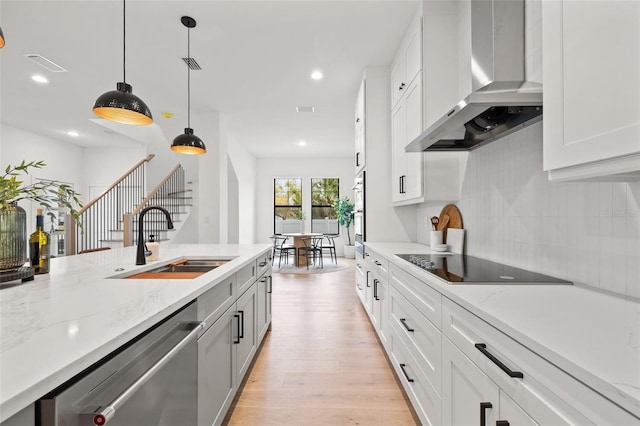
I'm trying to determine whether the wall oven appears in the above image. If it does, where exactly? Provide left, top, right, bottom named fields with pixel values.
left=353, top=170, right=365, bottom=257
left=37, top=301, right=204, bottom=426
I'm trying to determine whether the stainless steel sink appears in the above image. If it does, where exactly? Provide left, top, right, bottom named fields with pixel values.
left=112, top=258, right=233, bottom=279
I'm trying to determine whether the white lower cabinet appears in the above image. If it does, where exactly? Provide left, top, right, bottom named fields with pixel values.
left=355, top=257, right=366, bottom=304
left=198, top=255, right=271, bottom=426
left=357, top=246, right=640, bottom=425
left=198, top=307, right=237, bottom=426
left=256, top=273, right=272, bottom=342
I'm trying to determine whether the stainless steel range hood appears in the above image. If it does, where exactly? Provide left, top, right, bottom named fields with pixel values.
left=406, top=0, right=542, bottom=152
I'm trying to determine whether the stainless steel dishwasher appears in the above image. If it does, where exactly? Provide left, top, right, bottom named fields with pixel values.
left=38, top=301, right=204, bottom=426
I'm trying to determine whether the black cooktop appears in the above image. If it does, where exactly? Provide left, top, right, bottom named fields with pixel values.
left=396, top=254, right=572, bottom=284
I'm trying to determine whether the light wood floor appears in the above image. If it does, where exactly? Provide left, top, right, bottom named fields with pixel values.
left=224, top=258, right=419, bottom=425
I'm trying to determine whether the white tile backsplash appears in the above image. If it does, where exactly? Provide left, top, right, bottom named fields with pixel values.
left=416, top=122, right=640, bottom=299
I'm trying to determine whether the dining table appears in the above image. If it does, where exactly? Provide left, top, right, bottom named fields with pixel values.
left=281, top=232, right=324, bottom=267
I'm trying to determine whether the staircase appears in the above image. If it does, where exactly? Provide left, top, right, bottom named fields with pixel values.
left=66, top=157, right=193, bottom=254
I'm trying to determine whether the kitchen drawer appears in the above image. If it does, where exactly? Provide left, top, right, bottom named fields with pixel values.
left=389, top=263, right=441, bottom=330
left=390, top=286, right=441, bottom=395
left=197, top=275, right=237, bottom=332
left=442, top=297, right=639, bottom=425
left=256, top=250, right=271, bottom=278
left=364, top=246, right=388, bottom=278
left=355, top=259, right=366, bottom=304
left=389, top=327, right=441, bottom=426
left=237, top=261, right=257, bottom=296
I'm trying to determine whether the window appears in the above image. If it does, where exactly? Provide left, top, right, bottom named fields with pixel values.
left=274, top=178, right=303, bottom=234
left=311, top=178, right=339, bottom=234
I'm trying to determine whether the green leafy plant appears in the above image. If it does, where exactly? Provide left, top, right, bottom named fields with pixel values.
left=0, top=160, right=83, bottom=224
left=332, top=196, right=355, bottom=245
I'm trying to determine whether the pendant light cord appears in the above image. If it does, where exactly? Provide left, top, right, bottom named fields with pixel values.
left=122, top=0, right=126, bottom=83
left=187, top=26, right=191, bottom=129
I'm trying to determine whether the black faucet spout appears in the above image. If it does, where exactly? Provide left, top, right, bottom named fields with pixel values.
left=136, top=205, right=174, bottom=265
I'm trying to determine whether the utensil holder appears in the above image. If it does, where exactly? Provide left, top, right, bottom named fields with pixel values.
left=430, top=230, right=443, bottom=248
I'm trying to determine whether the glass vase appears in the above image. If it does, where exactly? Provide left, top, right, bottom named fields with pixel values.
left=0, top=203, right=29, bottom=271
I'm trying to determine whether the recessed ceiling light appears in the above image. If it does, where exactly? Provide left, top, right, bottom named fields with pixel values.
left=31, top=74, right=49, bottom=84
left=67, top=130, right=79, bottom=137
left=298, top=140, right=307, bottom=146
left=310, top=71, right=323, bottom=80
left=296, top=106, right=315, bottom=113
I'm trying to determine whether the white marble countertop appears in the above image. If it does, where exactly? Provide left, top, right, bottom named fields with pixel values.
left=0, top=243, right=271, bottom=422
left=366, top=242, right=640, bottom=420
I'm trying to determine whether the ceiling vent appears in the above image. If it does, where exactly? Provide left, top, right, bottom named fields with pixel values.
left=182, top=57, right=201, bottom=70
left=24, top=54, right=67, bottom=72
left=296, top=106, right=315, bottom=113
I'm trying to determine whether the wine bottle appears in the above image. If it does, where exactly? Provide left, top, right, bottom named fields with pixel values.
left=29, top=208, right=50, bottom=274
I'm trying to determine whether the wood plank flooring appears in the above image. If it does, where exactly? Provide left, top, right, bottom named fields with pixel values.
left=223, top=258, right=419, bottom=425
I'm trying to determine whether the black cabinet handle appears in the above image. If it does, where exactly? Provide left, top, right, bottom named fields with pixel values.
left=373, top=278, right=379, bottom=301
left=233, top=314, right=241, bottom=344
left=366, top=270, right=371, bottom=287
left=475, top=343, right=524, bottom=379
left=356, top=152, right=360, bottom=167
left=268, top=276, right=273, bottom=294
left=399, top=176, right=402, bottom=194
left=399, top=82, right=406, bottom=91
left=374, top=260, right=382, bottom=266
left=399, top=363, right=414, bottom=382
left=259, top=261, right=268, bottom=267
left=480, top=402, right=492, bottom=426
left=238, top=310, right=245, bottom=339
left=399, top=318, right=414, bottom=332
left=356, top=117, right=361, bottom=123
left=496, top=421, right=510, bottom=426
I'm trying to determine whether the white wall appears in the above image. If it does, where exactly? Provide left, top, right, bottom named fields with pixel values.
left=228, top=132, right=257, bottom=244
left=416, top=122, right=640, bottom=299
left=256, top=157, right=353, bottom=255
left=82, top=145, right=146, bottom=198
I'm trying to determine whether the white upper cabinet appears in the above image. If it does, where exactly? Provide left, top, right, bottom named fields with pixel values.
left=391, top=12, right=425, bottom=205
left=391, top=14, right=423, bottom=109
left=355, top=79, right=366, bottom=173
left=543, top=0, right=640, bottom=181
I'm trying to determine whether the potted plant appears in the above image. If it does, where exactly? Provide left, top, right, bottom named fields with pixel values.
left=332, top=196, right=355, bottom=258
left=0, top=160, right=82, bottom=271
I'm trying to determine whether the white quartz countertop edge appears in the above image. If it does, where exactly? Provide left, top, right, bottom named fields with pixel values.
left=365, top=242, right=640, bottom=419
left=0, top=243, right=271, bottom=422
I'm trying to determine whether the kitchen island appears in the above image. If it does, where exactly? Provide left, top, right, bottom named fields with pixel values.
left=0, top=243, right=271, bottom=424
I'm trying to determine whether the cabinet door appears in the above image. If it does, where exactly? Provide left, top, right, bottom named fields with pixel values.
left=391, top=100, right=406, bottom=203
left=257, top=274, right=272, bottom=342
left=371, top=275, right=389, bottom=347
left=355, top=260, right=366, bottom=303
left=198, top=307, right=237, bottom=426
left=543, top=0, right=640, bottom=179
left=236, top=283, right=257, bottom=382
left=391, top=52, right=406, bottom=108
left=403, top=74, right=424, bottom=201
left=355, top=80, right=366, bottom=173
left=442, top=337, right=499, bottom=426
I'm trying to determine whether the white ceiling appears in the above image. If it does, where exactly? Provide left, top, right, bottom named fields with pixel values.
left=0, top=0, right=419, bottom=158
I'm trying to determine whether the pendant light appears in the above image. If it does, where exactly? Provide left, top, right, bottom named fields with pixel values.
left=0, top=26, right=5, bottom=49
left=171, top=16, right=207, bottom=155
left=92, top=0, right=152, bottom=125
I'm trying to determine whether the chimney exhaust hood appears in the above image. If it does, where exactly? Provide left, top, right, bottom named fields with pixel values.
left=406, top=0, right=542, bottom=152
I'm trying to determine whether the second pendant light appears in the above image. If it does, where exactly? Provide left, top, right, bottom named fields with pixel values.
left=171, top=16, right=206, bottom=155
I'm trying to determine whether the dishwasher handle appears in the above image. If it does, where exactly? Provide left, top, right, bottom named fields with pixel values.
left=92, top=320, right=205, bottom=426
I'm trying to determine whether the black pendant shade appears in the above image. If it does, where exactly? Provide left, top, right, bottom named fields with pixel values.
left=92, top=0, right=153, bottom=125
left=93, top=82, right=153, bottom=125
left=172, top=128, right=207, bottom=155
left=171, top=16, right=206, bottom=155
left=0, top=26, right=5, bottom=49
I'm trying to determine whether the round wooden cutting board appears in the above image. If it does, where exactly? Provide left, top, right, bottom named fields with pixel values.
left=437, top=204, right=463, bottom=242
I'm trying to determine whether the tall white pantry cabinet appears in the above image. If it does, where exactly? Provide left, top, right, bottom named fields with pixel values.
left=542, top=0, right=640, bottom=181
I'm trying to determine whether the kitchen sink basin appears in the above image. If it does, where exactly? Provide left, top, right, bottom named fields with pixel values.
left=113, top=258, right=232, bottom=279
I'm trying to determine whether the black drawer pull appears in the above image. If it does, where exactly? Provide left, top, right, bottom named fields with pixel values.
left=496, top=421, right=510, bottom=426
left=399, top=318, right=414, bottom=332
left=399, top=363, right=414, bottom=382
left=480, top=402, right=492, bottom=426
left=259, top=261, right=268, bottom=267
left=475, top=343, right=524, bottom=379
left=238, top=310, right=245, bottom=339
left=373, top=278, right=379, bottom=301
left=233, top=314, right=241, bottom=344
left=366, top=270, right=371, bottom=287
left=268, top=276, right=273, bottom=294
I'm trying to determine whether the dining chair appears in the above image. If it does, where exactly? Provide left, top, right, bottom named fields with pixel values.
left=270, top=235, right=296, bottom=268
left=322, top=234, right=338, bottom=264
left=297, top=236, right=324, bottom=269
